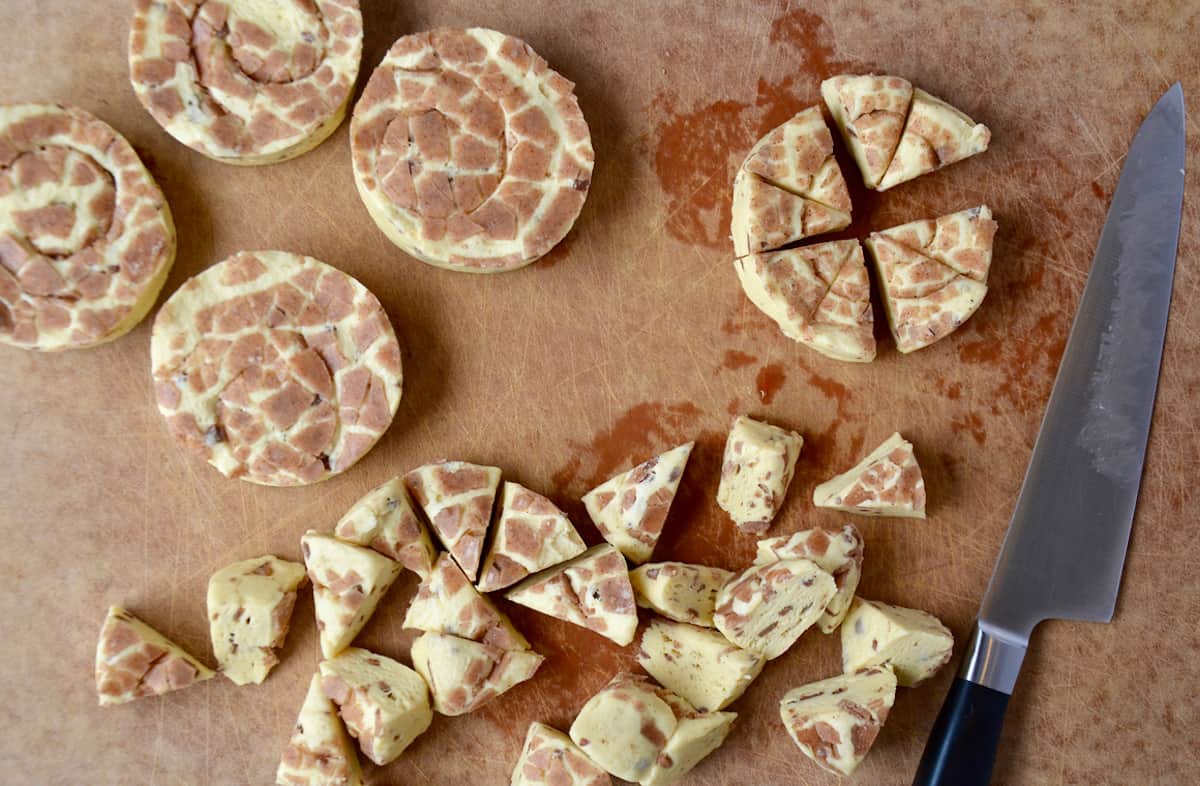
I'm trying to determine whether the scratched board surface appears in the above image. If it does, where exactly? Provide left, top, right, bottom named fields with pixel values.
left=0, top=1, right=1197, bottom=784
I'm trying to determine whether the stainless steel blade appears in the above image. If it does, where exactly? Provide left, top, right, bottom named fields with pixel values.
left=979, top=84, right=1186, bottom=642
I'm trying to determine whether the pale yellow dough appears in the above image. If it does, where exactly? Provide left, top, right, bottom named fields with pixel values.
left=207, top=555, right=307, bottom=685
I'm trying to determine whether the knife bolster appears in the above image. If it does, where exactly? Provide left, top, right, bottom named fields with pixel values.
left=959, top=622, right=1027, bottom=695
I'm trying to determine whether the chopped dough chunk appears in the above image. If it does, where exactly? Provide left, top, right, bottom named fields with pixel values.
left=821, top=74, right=913, bottom=189
left=302, top=531, right=401, bottom=658
left=276, top=673, right=364, bottom=786
left=731, top=107, right=852, bottom=257
left=334, top=475, right=437, bottom=578
left=403, top=552, right=530, bottom=650
left=813, top=433, right=926, bottom=518
left=842, top=599, right=954, bottom=686
left=405, top=460, right=501, bottom=582
left=717, top=415, right=803, bottom=533
left=734, top=240, right=875, bottom=362
left=207, top=555, right=307, bottom=685
left=866, top=206, right=997, bottom=352
left=713, top=559, right=835, bottom=659
left=319, top=648, right=433, bottom=766
left=129, top=0, right=362, bottom=164
left=350, top=28, right=593, bottom=272
left=779, top=666, right=897, bottom=776
left=756, top=524, right=864, bottom=633
left=637, top=618, right=765, bottom=712
left=95, top=606, right=214, bottom=706
left=569, top=673, right=734, bottom=785
left=151, top=251, right=403, bottom=486
left=478, top=482, right=587, bottom=592
left=583, top=443, right=693, bottom=564
left=629, top=562, right=732, bottom=628
left=410, top=631, right=543, bottom=715
left=641, top=701, right=737, bottom=786
left=512, top=722, right=611, bottom=786
left=0, top=103, right=175, bottom=351
left=506, top=544, right=638, bottom=646
left=878, top=89, right=991, bottom=191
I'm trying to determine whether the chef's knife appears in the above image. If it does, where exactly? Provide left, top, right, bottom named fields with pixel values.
left=912, top=83, right=1186, bottom=786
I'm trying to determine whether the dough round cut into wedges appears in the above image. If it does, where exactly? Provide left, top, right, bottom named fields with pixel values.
left=350, top=28, right=594, bottom=273
left=0, top=103, right=175, bottom=351
left=731, top=106, right=851, bottom=258
left=866, top=206, right=996, bottom=353
left=734, top=240, right=876, bottom=362
left=821, top=74, right=913, bottom=189
left=151, top=250, right=402, bottom=486
left=779, top=666, right=897, bottom=777
left=128, top=0, right=362, bottom=164
left=877, top=88, right=990, bottom=191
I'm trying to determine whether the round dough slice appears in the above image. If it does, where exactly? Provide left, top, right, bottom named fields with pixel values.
left=128, top=0, right=362, bottom=165
left=151, top=250, right=402, bottom=486
left=350, top=28, right=594, bottom=273
left=0, top=103, right=175, bottom=351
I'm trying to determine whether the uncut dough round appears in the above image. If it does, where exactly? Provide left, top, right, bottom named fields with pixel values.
left=128, top=0, right=362, bottom=165
left=350, top=28, right=594, bottom=273
left=151, top=250, right=402, bottom=486
left=0, top=104, right=175, bottom=351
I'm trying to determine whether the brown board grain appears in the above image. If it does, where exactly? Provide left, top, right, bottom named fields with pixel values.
left=0, top=1, right=1197, bottom=785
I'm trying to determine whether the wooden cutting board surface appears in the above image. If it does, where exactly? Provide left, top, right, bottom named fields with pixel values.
left=1, top=1, right=1196, bottom=784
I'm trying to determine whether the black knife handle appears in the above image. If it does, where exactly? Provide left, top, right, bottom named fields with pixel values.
left=911, top=677, right=1011, bottom=786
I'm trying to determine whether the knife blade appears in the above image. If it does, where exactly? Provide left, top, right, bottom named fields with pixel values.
left=913, top=82, right=1186, bottom=786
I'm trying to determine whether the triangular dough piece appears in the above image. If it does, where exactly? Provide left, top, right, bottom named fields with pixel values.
left=742, top=106, right=852, bottom=213
left=873, top=205, right=997, bottom=282
left=505, top=544, right=639, bottom=646
left=821, top=74, right=913, bottom=189
left=734, top=240, right=875, bottom=362
left=276, top=673, right=364, bottom=786
left=403, top=552, right=530, bottom=650
left=731, top=170, right=852, bottom=258
left=334, top=476, right=438, bottom=578
left=95, top=606, right=214, bottom=706
left=301, top=531, right=401, bottom=658
left=582, top=442, right=693, bottom=564
left=865, top=232, right=988, bottom=353
left=877, top=88, right=990, bottom=191
left=404, top=460, right=502, bottom=582
left=410, top=631, right=544, bottom=716
left=511, top=722, right=611, bottom=786
left=813, top=433, right=926, bottom=518
left=477, top=482, right=588, bottom=592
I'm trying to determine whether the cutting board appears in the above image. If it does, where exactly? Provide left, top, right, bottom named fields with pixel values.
left=1, top=2, right=1196, bottom=784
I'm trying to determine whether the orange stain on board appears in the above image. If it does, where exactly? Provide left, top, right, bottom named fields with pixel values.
left=722, top=349, right=758, bottom=370
left=551, top=401, right=703, bottom=496
left=755, top=363, right=786, bottom=404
